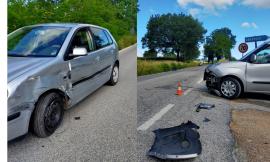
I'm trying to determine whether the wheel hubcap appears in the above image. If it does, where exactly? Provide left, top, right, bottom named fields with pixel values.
left=44, top=100, right=62, bottom=132
left=221, top=80, right=237, bottom=97
left=113, top=66, right=119, bottom=82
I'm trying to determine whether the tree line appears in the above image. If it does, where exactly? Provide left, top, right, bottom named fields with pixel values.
left=142, top=13, right=236, bottom=62
left=8, top=0, right=137, bottom=49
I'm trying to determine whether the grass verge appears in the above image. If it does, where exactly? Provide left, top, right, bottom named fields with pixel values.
left=137, top=59, right=201, bottom=76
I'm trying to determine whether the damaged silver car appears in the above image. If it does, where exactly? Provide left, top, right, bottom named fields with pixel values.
left=204, top=41, right=270, bottom=99
left=8, top=23, right=119, bottom=140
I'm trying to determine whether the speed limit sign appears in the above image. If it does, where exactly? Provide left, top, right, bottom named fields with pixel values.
left=238, top=43, right=248, bottom=53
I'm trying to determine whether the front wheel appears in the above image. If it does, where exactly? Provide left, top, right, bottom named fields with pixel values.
left=32, top=93, right=64, bottom=137
left=108, top=64, right=119, bottom=86
left=220, top=77, right=242, bottom=99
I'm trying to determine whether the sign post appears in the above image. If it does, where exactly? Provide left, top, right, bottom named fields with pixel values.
left=238, top=43, right=248, bottom=57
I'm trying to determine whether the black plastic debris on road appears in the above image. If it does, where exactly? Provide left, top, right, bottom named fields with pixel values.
left=74, top=117, right=80, bottom=120
left=148, top=121, right=202, bottom=160
left=203, top=117, right=211, bottom=122
left=196, top=103, right=215, bottom=112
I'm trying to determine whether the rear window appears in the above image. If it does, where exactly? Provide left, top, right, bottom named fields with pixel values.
left=91, top=27, right=110, bottom=49
left=104, top=31, right=113, bottom=44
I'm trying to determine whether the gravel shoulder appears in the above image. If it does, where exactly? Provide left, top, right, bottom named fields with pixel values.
left=230, top=109, right=270, bottom=162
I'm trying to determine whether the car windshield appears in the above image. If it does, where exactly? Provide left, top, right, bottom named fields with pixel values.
left=8, top=26, right=70, bottom=57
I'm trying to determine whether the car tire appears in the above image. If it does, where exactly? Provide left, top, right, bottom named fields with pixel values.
left=108, top=64, right=119, bottom=86
left=32, top=93, right=64, bottom=138
left=220, top=77, right=242, bottom=99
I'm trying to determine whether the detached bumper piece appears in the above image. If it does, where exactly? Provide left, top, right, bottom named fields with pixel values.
left=148, top=121, right=202, bottom=160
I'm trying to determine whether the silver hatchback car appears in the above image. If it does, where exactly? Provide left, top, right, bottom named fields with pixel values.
left=204, top=41, right=270, bottom=99
left=8, top=23, right=119, bottom=140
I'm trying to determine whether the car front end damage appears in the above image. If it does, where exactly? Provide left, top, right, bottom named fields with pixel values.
left=203, top=67, right=221, bottom=90
left=8, top=102, right=35, bottom=141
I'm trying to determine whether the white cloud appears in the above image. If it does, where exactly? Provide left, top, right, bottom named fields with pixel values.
left=242, top=0, right=270, bottom=8
left=188, top=8, right=201, bottom=17
left=241, top=22, right=258, bottom=29
left=251, top=22, right=258, bottom=28
left=241, top=22, right=250, bottom=28
left=177, top=0, right=235, bottom=10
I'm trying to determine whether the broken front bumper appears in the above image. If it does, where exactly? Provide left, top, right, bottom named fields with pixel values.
left=204, top=70, right=220, bottom=89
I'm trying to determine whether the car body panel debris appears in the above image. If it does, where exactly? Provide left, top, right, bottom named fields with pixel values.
left=148, top=121, right=202, bottom=160
left=203, top=117, right=211, bottom=122
left=196, top=103, right=215, bottom=112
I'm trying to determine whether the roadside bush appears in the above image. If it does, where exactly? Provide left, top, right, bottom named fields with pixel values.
left=118, top=35, right=137, bottom=49
left=160, top=63, right=170, bottom=71
left=137, top=59, right=200, bottom=76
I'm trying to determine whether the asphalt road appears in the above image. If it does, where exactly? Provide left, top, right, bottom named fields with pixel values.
left=137, top=65, right=270, bottom=162
left=8, top=45, right=137, bottom=162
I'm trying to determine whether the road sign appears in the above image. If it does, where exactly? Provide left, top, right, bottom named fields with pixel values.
left=238, top=43, right=248, bottom=53
left=245, top=35, right=269, bottom=43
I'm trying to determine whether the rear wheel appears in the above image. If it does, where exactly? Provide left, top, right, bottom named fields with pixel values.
left=108, top=64, right=119, bottom=86
left=220, top=77, right=242, bottom=99
left=32, top=93, right=64, bottom=137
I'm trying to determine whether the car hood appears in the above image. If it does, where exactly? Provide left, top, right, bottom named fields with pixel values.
left=8, top=57, right=54, bottom=83
left=208, top=61, right=246, bottom=70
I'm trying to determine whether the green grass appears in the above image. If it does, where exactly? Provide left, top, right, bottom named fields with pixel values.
left=137, top=59, right=201, bottom=76
left=118, top=35, right=137, bottom=50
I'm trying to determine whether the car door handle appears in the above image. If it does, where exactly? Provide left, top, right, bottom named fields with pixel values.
left=96, top=56, right=100, bottom=61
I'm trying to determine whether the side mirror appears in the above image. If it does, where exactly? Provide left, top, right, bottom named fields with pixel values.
left=72, top=47, right=87, bottom=56
left=250, top=54, right=257, bottom=63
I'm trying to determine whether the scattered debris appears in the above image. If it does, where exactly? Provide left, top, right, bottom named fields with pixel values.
left=203, top=117, right=211, bottom=122
left=74, top=117, right=80, bottom=120
left=148, top=121, right=202, bottom=160
left=195, top=103, right=215, bottom=112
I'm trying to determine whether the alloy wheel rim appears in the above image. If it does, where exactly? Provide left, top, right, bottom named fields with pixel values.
left=221, top=80, right=237, bottom=97
left=113, top=66, right=119, bottom=83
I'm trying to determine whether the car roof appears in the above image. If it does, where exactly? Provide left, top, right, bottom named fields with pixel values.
left=30, top=23, right=107, bottom=30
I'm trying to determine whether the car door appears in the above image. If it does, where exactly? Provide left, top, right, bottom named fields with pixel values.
left=67, top=28, right=96, bottom=84
left=90, top=27, right=114, bottom=77
left=66, top=28, right=101, bottom=101
left=246, top=44, right=270, bottom=92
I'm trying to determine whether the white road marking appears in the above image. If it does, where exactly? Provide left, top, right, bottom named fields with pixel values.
left=137, top=104, right=175, bottom=131
left=119, top=44, right=137, bottom=54
left=196, top=79, right=203, bottom=84
left=183, top=88, right=193, bottom=95
left=184, top=78, right=203, bottom=96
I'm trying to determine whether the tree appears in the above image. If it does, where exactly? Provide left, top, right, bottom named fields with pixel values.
left=143, top=49, right=157, bottom=58
left=142, top=13, right=206, bottom=61
left=204, top=27, right=236, bottom=62
left=8, top=0, right=137, bottom=49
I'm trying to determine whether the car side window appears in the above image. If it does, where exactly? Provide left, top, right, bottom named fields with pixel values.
left=255, top=45, right=270, bottom=64
left=68, top=29, right=94, bottom=54
left=91, top=27, right=110, bottom=49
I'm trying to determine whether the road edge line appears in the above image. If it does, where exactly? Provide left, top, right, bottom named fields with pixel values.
left=119, top=44, right=137, bottom=54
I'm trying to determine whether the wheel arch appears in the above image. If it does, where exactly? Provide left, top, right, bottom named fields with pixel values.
left=221, top=75, right=245, bottom=93
left=115, top=60, right=119, bottom=67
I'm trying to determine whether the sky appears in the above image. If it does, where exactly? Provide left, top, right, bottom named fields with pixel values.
left=137, top=0, right=270, bottom=59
